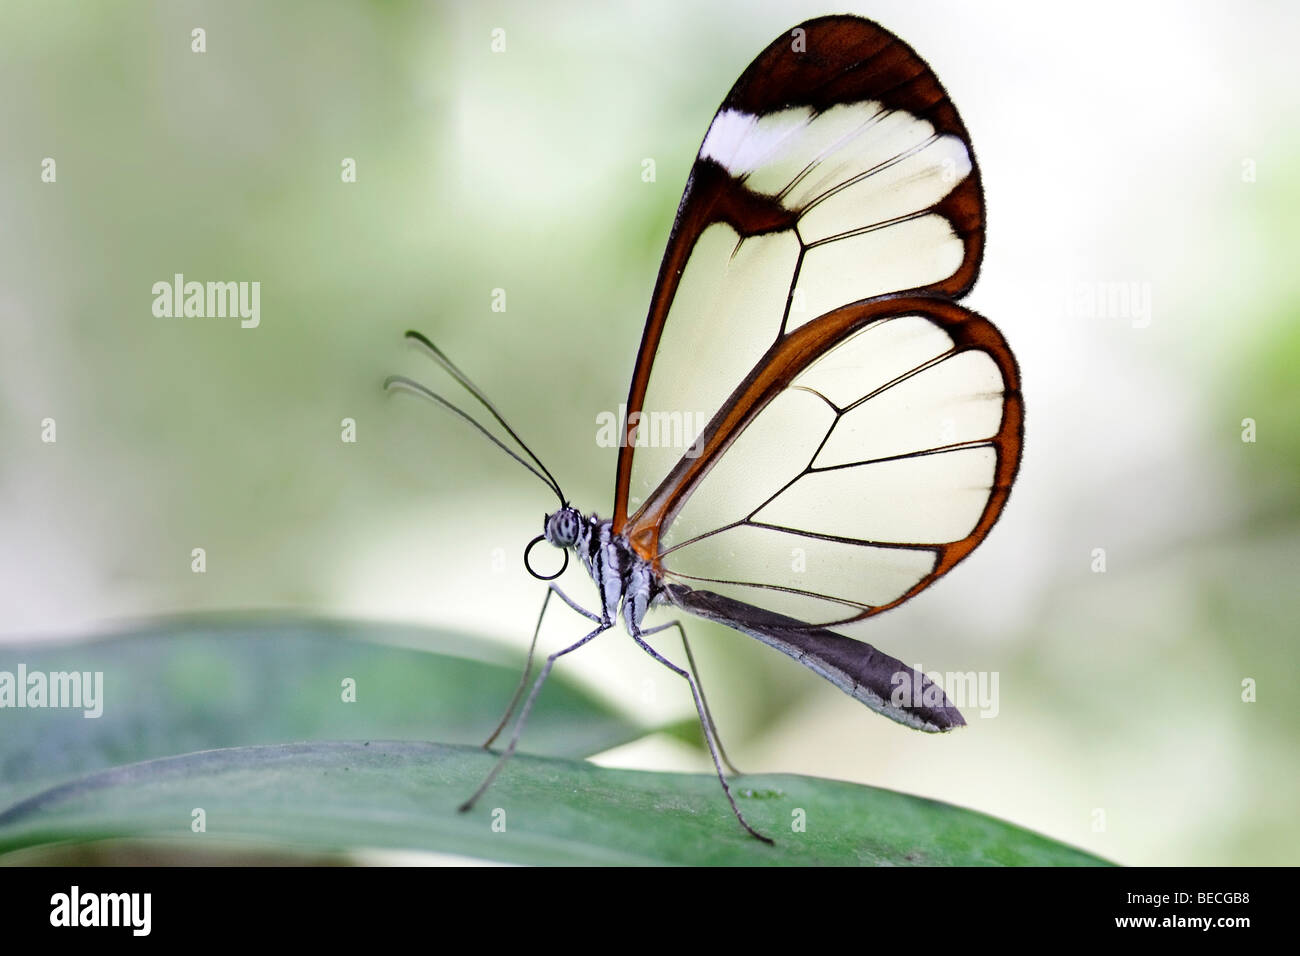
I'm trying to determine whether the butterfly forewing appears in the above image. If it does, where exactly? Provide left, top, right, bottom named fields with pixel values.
left=615, top=16, right=987, bottom=528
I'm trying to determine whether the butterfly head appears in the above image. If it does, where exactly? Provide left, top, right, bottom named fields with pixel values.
left=522, top=506, right=581, bottom=581
left=543, top=506, right=583, bottom=549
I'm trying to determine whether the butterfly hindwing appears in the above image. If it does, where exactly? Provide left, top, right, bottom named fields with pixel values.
left=652, top=298, right=1022, bottom=638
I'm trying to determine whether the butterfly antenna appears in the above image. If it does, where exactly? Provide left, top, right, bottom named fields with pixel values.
left=400, top=330, right=567, bottom=503
left=384, top=374, right=563, bottom=502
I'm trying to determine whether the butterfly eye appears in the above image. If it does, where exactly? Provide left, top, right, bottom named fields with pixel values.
left=545, top=509, right=580, bottom=547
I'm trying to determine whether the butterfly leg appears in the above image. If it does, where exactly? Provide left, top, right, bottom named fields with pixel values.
left=631, top=623, right=773, bottom=845
left=459, top=616, right=610, bottom=813
left=639, top=619, right=743, bottom=777
left=482, top=584, right=602, bottom=749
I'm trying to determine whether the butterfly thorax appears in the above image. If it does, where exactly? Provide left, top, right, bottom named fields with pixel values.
left=543, top=507, right=662, bottom=633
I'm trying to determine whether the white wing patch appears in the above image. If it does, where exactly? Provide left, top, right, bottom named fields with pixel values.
left=701, top=107, right=814, bottom=179
left=748, top=104, right=886, bottom=198
left=701, top=102, right=970, bottom=228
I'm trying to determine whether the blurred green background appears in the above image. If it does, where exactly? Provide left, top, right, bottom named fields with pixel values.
left=1, top=0, right=1297, bottom=865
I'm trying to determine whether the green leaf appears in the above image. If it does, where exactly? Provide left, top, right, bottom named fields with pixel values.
left=0, top=741, right=1112, bottom=865
left=0, top=617, right=641, bottom=807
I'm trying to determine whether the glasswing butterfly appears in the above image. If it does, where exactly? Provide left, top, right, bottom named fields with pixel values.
left=387, top=15, right=1023, bottom=843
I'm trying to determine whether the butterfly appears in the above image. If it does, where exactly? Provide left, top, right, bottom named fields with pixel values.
left=386, top=15, right=1023, bottom=843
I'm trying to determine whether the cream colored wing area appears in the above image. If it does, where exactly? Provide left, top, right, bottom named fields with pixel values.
left=627, top=224, right=800, bottom=512
left=814, top=350, right=1005, bottom=467
left=664, top=523, right=938, bottom=613
left=755, top=446, right=997, bottom=544
left=656, top=307, right=1011, bottom=622
left=791, top=315, right=955, bottom=406
left=797, top=133, right=972, bottom=244
left=793, top=215, right=965, bottom=326
left=699, top=101, right=972, bottom=335
left=661, top=388, right=832, bottom=550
